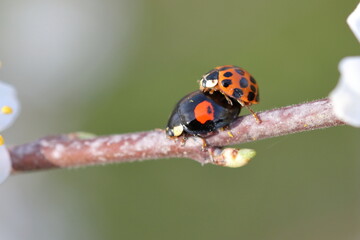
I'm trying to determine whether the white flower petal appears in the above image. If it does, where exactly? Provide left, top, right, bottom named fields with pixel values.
left=329, top=57, right=360, bottom=127
left=0, top=81, right=20, bottom=132
left=0, top=145, right=11, bottom=183
left=347, top=2, right=360, bottom=42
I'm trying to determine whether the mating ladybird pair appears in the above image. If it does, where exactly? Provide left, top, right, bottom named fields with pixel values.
left=166, top=65, right=260, bottom=140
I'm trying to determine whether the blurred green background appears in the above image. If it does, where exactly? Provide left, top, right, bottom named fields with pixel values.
left=1, top=0, right=360, bottom=239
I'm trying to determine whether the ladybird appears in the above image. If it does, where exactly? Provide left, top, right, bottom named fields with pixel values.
left=166, top=91, right=241, bottom=138
left=199, top=65, right=260, bottom=122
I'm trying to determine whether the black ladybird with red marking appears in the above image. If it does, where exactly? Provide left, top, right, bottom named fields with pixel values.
left=166, top=91, right=241, bottom=137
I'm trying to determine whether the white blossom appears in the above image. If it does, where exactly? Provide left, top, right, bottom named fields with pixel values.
left=0, top=145, right=11, bottom=183
left=0, top=81, right=20, bottom=183
left=0, top=81, right=20, bottom=131
left=329, top=3, right=360, bottom=127
left=347, top=2, right=360, bottom=42
left=330, top=57, right=360, bottom=127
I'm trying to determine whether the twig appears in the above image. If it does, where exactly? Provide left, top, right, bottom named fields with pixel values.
left=9, top=98, right=344, bottom=172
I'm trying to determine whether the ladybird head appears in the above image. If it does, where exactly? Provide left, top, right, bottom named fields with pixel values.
left=166, top=106, right=184, bottom=137
left=199, top=70, right=219, bottom=90
left=166, top=125, right=184, bottom=137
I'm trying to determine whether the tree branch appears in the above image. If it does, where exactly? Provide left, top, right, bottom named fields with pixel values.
left=9, top=98, right=344, bottom=173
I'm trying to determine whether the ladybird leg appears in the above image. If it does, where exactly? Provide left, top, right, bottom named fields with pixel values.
left=169, top=134, right=188, bottom=146
left=180, top=135, right=188, bottom=146
left=219, top=126, right=235, bottom=138
left=201, top=138, right=208, bottom=151
left=241, top=103, right=261, bottom=124
left=220, top=125, right=229, bottom=131
left=222, top=93, right=233, bottom=105
left=202, top=87, right=209, bottom=93
left=167, top=135, right=175, bottom=140
left=194, top=135, right=208, bottom=152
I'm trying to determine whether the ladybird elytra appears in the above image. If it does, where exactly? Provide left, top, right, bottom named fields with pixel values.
left=193, top=100, right=215, bottom=124
left=166, top=91, right=241, bottom=137
left=200, top=65, right=259, bottom=106
left=199, top=65, right=260, bottom=123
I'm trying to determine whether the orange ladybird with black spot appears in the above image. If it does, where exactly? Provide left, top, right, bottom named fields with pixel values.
left=199, top=65, right=259, bottom=106
left=166, top=91, right=241, bottom=137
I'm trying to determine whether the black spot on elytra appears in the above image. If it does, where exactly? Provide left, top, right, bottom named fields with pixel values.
left=247, top=92, right=255, bottom=102
left=250, top=85, right=257, bottom=93
left=232, top=88, right=243, bottom=98
left=235, top=69, right=245, bottom=75
left=221, top=79, right=232, bottom=88
left=207, top=105, right=213, bottom=114
left=223, top=71, right=233, bottom=77
left=206, top=71, right=219, bottom=80
left=250, top=76, right=256, bottom=84
left=239, top=78, right=248, bottom=88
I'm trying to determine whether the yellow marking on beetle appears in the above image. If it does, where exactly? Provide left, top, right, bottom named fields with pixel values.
left=227, top=131, right=234, bottom=138
left=173, top=125, right=184, bottom=137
